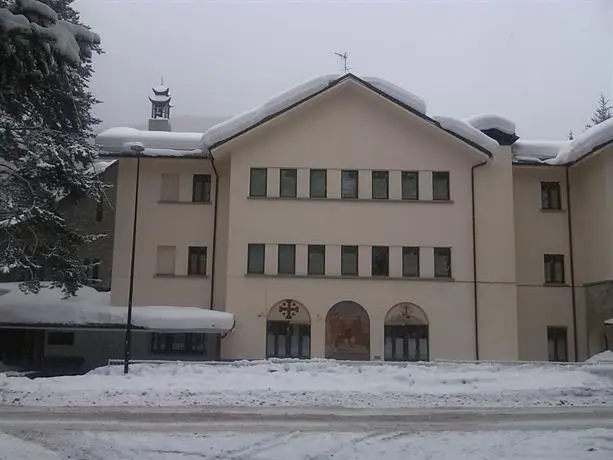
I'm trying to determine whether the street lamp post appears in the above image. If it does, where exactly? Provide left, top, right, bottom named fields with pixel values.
left=124, top=144, right=144, bottom=374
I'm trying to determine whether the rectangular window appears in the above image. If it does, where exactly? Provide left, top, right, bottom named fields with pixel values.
left=83, top=258, right=91, bottom=279
left=309, top=169, right=327, bottom=198
left=91, top=258, right=100, bottom=281
left=280, top=168, right=297, bottom=198
left=341, top=170, right=359, bottom=199
left=160, top=174, right=179, bottom=202
left=547, top=327, right=568, bottom=362
left=278, top=244, right=296, bottom=275
left=402, top=171, right=419, bottom=200
left=371, top=246, right=389, bottom=276
left=432, top=171, right=450, bottom=201
left=402, top=246, right=420, bottom=277
left=47, top=332, right=75, bottom=346
left=434, top=247, right=452, bottom=278
left=341, top=245, right=359, bottom=276
left=247, top=244, right=265, bottom=274
left=541, top=182, right=561, bottom=210
left=151, top=333, right=206, bottom=355
left=188, top=246, right=207, bottom=276
left=372, top=171, right=389, bottom=199
left=95, top=200, right=103, bottom=222
left=249, top=168, right=267, bottom=197
left=544, top=254, right=565, bottom=284
left=308, top=244, right=325, bottom=275
left=156, top=245, right=176, bottom=275
left=192, top=174, right=211, bottom=202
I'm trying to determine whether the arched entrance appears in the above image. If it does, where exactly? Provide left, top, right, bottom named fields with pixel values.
left=384, top=303, right=429, bottom=362
left=266, top=299, right=311, bottom=359
left=325, top=301, right=370, bottom=361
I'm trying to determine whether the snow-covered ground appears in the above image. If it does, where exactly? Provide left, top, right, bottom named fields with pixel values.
left=2, top=360, right=612, bottom=408
left=2, top=428, right=612, bottom=459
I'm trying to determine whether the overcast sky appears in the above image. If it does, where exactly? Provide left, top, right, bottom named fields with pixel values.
left=74, top=0, right=613, bottom=140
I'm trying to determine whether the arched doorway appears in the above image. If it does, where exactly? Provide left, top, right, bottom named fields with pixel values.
left=266, top=299, right=311, bottom=359
left=384, top=303, right=429, bottom=362
left=325, top=301, right=370, bottom=360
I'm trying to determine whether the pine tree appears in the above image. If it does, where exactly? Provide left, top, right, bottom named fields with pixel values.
left=585, top=93, right=613, bottom=129
left=0, top=0, right=102, bottom=296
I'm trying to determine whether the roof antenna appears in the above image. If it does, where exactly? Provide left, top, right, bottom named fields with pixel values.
left=334, top=52, right=349, bottom=73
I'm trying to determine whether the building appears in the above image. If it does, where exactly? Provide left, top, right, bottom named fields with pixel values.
left=96, top=73, right=613, bottom=363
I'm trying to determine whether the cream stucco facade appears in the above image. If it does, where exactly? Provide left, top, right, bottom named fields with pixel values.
left=100, top=74, right=613, bottom=363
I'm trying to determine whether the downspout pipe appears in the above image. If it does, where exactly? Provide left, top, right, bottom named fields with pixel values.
left=565, top=166, right=579, bottom=361
left=471, top=158, right=489, bottom=361
left=207, top=149, right=221, bottom=360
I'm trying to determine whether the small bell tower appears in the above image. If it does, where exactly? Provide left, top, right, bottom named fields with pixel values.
left=148, top=78, right=172, bottom=131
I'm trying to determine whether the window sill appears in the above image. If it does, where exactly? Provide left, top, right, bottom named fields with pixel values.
left=247, top=196, right=454, bottom=204
left=154, top=274, right=209, bottom=279
left=158, top=201, right=212, bottom=205
left=543, top=282, right=569, bottom=287
left=540, top=208, right=565, bottom=213
left=245, top=273, right=455, bottom=282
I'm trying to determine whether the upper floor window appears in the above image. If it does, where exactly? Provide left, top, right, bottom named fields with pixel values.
left=161, top=174, right=179, bottom=202
left=541, top=182, right=561, bottom=210
left=250, top=168, right=267, bottom=197
left=310, top=169, right=327, bottom=198
left=188, top=246, right=207, bottom=276
left=247, top=244, right=265, bottom=274
left=96, top=200, right=103, bottom=222
left=432, top=171, right=450, bottom=201
left=402, top=171, right=419, bottom=200
left=192, top=174, right=211, bottom=202
left=280, top=169, right=297, bottom=198
left=278, top=244, right=296, bottom=275
left=156, top=245, right=176, bottom=275
left=308, top=244, right=325, bottom=275
left=434, top=247, right=452, bottom=278
left=402, top=246, right=420, bottom=277
left=372, top=171, right=389, bottom=199
left=544, top=254, right=565, bottom=284
left=341, top=245, right=358, bottom=276
left=371, top=246, right=389, bottom=276
left=341, top=170, right=358, bottom=199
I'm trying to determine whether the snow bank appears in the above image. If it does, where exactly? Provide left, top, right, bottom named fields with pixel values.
left=95, top=127, right=205, bottom=152
left=512, top=140, right=568, bottom=160
left=548, top=118, right=613, bottom=165
left=362, top=76, right=426, bottom=115
left=0, top=283, right=234, bottom=332
left=465, top=113, right=516, bottom=135
left=2, top=360, right=611, bottom=408
left=587, top=351, right=613, bottom=363
left=433, top=116, right=499, bottom=154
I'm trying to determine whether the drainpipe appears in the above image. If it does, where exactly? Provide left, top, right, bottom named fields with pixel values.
left=207, top=149, right=221, bottom=360
left=471, top=158, right=489, bottom=361
left=565, top=167, right=579, bottom=361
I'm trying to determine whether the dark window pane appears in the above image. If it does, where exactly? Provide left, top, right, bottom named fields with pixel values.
left=310, top=169, right=327, bottom=198
left=341, top=170, right=358, bottom=199
left=432, top=171, right=450, bottom=201
left=547, top=327, right=568, bottom=362
left=250, top=168, right=267, bottom=197
left=372, top=171, right=389, bottom=199
left=402, top=171, right=419, bottom=200
left=96, top=200, right=103, bottom=221
left=47, top=332, right=74, bottom=346
left=247, top=244, right=265, bottom=274
left=541, top=182, right=561, bottom=210
left=278, top=244, right=296, bottom=275
left=341, top=245, right=358, bottom=276
left=188, top=246, right=207, bottom=275
left=91, top=258, right=100, bottom=281
left=434, top=247, right=452, bottom=278
left=151, top=333, right=206, bottom=355
left=192, top=174, right=211, bottom=202
left=267, top=322, right=311, bottom=358
left=402, top=247, right=420, bottom=277
left=544, top=254, right=565, bottom=284
left=371, top=246, right=389, bottom=276
left=308, top=245, right=325, bottom=275
left=280, top=169, right=297, bottom=197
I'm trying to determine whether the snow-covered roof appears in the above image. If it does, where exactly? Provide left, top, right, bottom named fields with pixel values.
left=96, top=127, right=205, bottom=153
left=465, top=114, right=516, bottom=136
left=433, top=116, right=499, bottom=155
left=547, top=118, right=613, bottom=165
left=149, top=94, right=171, bottom=103
left=512, top=140, right=568, bottom=160
left=0, top=283, right=234, bottom=333
left=88, top=159, right=117, bottom=175
left=153, top=84, right=169, bottom=94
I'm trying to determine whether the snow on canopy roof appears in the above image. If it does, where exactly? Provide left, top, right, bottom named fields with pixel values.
left=546, top=118, right=613, bottom=165
left=465, top=114, right=516, bottom=136
left=153, top=84, right=169, bottom=94
left=432, top=116, right=499, bottom=154
left=512, top=140, right=569, bottom=160
left=0, top=283, right=234, bottom=332
left=150, top=94, right=171, bottom=103
left=96, top=127, right=205, bottom=152
left=605, top=317, right=613, bottom=326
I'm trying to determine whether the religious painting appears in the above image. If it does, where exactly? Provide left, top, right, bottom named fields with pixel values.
left=325, top=301, right=370, bottom=361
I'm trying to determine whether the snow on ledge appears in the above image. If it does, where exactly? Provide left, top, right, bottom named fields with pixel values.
left=465, top=113, right=516, bottom=135
left=0, top=283, right=234, bottom=333
left=432, top=116, right=499, bottom=155
left=605, top=317, right=613, bottom=325
left=96, top=127, right=205, bottom=152
left=547, top=118, right=613, bottom=165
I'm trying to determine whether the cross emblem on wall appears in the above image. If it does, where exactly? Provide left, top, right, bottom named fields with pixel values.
left=279, top=300, right=300, bottom=320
